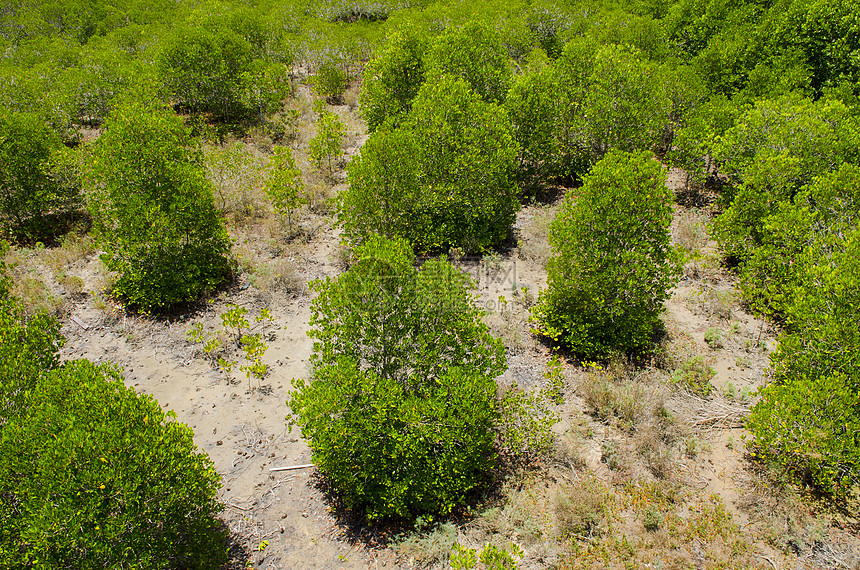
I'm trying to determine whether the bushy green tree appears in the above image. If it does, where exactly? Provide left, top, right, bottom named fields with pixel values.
left=581, top=44, right=670, bottom=159
left=748, top=227, right=860, bottom=498
left=740, top=163, right=860, bottom=319
left=239, top=60, right=294, bottom=124
left=310, top=58, right=350, bottom=104
left=288, top=235, right=506, bottom=519
left=711, top=94, right=859, bottom=260
left=424, top=20, right=511, bottom=105
left=157, top=25, right=253, bottom=120
left=88, top=97, right=232, bottom=312
left=0, top=267, right=226, bottom=566
left=341, top=75, right=519, bottom=253
left=0, top=360, right=226, bottom=568
left=0, top=109, right=79, bottom=241
left=359, top=25, right=427, bottom=133
left=505, top=62, right=567, bottom=186
left=532, top=150, right=679, bottom=358
left=506, top=39, right=671, bottom=186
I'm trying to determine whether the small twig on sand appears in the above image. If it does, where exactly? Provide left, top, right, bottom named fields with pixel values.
left=269, top=463, right=314, bottom=472
left=756, top=554, right=779, bottom=570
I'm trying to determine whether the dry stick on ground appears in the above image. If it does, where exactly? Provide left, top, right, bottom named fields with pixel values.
left=673, top=392, right=751, bottom=433
left=269, top=464, right=314, bottom=472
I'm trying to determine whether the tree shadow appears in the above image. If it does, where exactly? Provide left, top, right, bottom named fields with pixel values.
left=307, top=453, right=543, bottom=553
left=221, top=522, right=254, bottom=569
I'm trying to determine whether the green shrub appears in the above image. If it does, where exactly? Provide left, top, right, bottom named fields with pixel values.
left=310, top=59, right=350, bottom=103
left=450, top=542, right=524, bottom=570
left=265, top=146, right=306, bottom=233
left=506, top=39, right=672, bottom=187
left=0, top=360, right=226, bottom=568
left=670, top=356, right=715, bottom=397
left=359, top=25, right=427, bottom=133
left=288, top=235, right=506, bottom=519
left=748, top=227, right=860, bottom=497
left=704, top=327, right=723, bottom=349
left=0, top=110, right=80, bottom=242
left=531, top=150, right=679, bottom=358
left=740, top=163, right=860, bottom=319
left=309, top=107, right=346, bottom=179
left=87, top=96, right=232, bottom=312
left=157, top=24, right=253, bottom=121
left=341, top=75, right=519, bottom=253
left=425, top=20, right=512, bottom=105
left=711, top=94, right=858, bottom=260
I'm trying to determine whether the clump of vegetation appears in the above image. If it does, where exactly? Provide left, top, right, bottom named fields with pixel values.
left=310, top=58, right=350, bottom=104
left=704, top=327, right=723, bottom=348
left=0, top=276, right=225, bottom=568
left=248, top=258, right=304, bottom=295
left=450, top=542, right=524, bottom=570
left=0, top=360, right=227, bottom=569
left=671, top=356, right=715, bottom=397
left=87, top=96, right=232, bottom=312
left=0, top=110, right=81, bottom=243
left=674, top=209, right=709, bottom=255
left=359, top=25, right=426, bottom=132
left=264, top=146, right=306, bottom=234
left=748, top=228, right=860, bottom=498
left=203, top=142, right=267, bottom=217
left=555, top=475, right=615, bottom=539
left=288, top=235, right=552, bottom=520
left=532, top=150, right=679, bottom=358
left=340, top=74, right=519, bottom=253
left=187, top=305, right=273, bottom=390
left=497, top=357, right=564, bottom=459
left=395, top=519, right=458, bottom=567
left=309, top=105, right=346, bottom=180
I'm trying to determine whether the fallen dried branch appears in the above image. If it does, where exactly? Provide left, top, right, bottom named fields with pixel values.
left=672, top=392, right=750, bottom=434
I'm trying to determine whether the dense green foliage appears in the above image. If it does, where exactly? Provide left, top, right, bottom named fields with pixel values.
left=424, top=21, right=511, bottom=105
left=158, top=25, right=254, bottom=120
left=505, top=39, right=672, bottom=186
left=740, top=163, right=860, bottom=319
left=710, top=94, right=859, bottom=260
left=2, top=0, right=860, bottom=512
left=87, top=97, right=232, bottom=311
left=359, top=25, right=426, bottom=132
left=0, top=360, right=226, bottom=568
left=747, top=228, right=860, bottom=497
left=532, top=150, right=678, bottom=358
left=342, top=75, right=519, bottom=253
left=0, top=110, right=79, bottom=242
left=289, top=235, right=506, bottom=519
left=0, top=271, right=225, bottom=567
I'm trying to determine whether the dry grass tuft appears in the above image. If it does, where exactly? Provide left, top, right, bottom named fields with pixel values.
left=555, top=475, right=616, bottom=540
left=517, top=204, right=558, bottom=266
left=673, top=208, right=709, bottom=254
left=12, top=275, right=66, bottom=316
left=394, top=521, right=458, bottom=567
left=249, top=258, right=305, bottom=295
left=578, top=359, right=653, bottom=429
